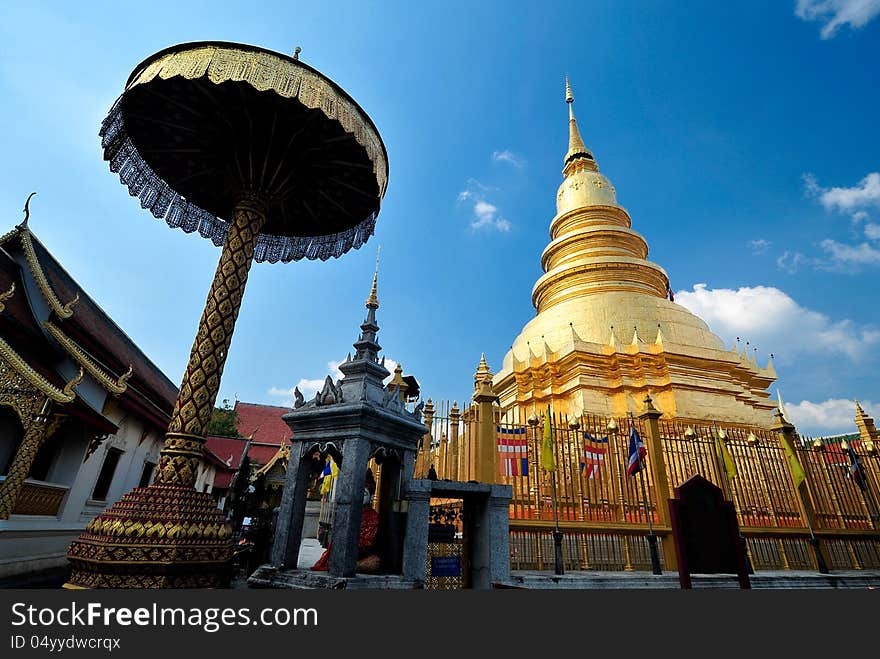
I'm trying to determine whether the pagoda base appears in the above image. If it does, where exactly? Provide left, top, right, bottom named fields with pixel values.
left=65, top=484, right=232, bottom=589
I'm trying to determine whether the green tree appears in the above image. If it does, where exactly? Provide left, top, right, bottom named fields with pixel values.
left=208, top=397, right=240, bottom=437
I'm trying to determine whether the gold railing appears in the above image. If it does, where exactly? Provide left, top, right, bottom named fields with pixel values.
left=420, top=403, right=880, bottom=572
left=10, top=478, right=68, bottom=516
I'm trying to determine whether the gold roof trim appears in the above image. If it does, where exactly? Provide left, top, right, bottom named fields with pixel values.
left=43, top=321, right=133, bottom=395
left=0, top=335, right=82, bottom=403
left=16, top=227, right=78, bottom=319
left=250, top=444, right=290, bottom=481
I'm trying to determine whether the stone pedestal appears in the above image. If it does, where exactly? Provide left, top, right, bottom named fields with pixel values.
left=402, top=479, right=512, bottom=589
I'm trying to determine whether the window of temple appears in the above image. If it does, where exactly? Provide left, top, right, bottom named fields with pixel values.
left=138, top=460, right=156, bottom=488
left=92, top=447, right=123, bottom=501
left=0, top=406, right=25, bottom=476
left=28, top=432, right=62, bottom=482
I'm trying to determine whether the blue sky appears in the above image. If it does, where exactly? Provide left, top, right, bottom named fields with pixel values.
left=1, top=1, right=878, bottom=436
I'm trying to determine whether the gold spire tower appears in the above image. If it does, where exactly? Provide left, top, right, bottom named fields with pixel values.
left=493, top=79, right=777, bottom=425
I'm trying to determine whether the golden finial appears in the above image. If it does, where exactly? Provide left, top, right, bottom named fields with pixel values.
left=293, top=46, right=301, bottom=61
left=563, top=76, right=592, bottom=170
left=18, top=192, right=37, bottom=229
left=116, top=365, right=133, bottom=390
left=61, top=292, right=80, bottom=316
left=62, top=367, right=85, bottom=399
left=365, top=245, right=380, bottom=308
left=0, top=282, right=14, bottom=314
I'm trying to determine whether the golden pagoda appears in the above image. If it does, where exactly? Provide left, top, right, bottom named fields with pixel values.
left=493, top=79, right=777, bottom=426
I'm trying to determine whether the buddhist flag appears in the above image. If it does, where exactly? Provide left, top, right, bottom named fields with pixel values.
left=716, top=433, right=737, bottom=479
left=541, top=407, right=556, bottom=472
left=846, top=443, right=868, bottom=492
left=781, top=435, right=806, bottom=490
left=319, top=457, right=338, bottom=495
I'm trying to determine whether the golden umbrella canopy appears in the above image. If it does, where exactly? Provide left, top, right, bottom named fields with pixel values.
left=101, top=41, right=388, bottom=262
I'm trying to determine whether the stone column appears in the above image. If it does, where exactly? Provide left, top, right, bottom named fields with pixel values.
left=637, top=394, right=676, bottom=570
left=0, top=398, right=50, bottom=519
left=329, top=437, right=371, bottom=577
left=272, top=450, right=314, bottom=568
left=469, top=489, right=512, bottom=589
left=473, top=379, right=498, bottom=484
left=402, top=482, right=430, bottom=584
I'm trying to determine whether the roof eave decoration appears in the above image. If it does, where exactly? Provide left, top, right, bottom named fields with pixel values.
left=43, top=320, right=133, bottom=395
left=18, top=228, right=78, bottom=319
left=0, top=336, right=82, bottom=403
left=0, top=283, right=83, bottom=403
left=250, top=444, right=291, bottom=482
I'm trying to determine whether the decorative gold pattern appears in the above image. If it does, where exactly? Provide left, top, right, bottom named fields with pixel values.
left=0, top=283, right=14, bottom=313
left=43, top=321, right=132, bottom=395
left=66, top=483, right=233, bottom=589
left=0, top=338, right=82, bottom=403
left=129, top=45, right=387, bottom=197
left=12, top=480, right=67, bottom=516
left=17, top=228, right=78, bottom=319
left=166, top=201, right=265, bottom=440
left=0, top=401, right=50, bottom=519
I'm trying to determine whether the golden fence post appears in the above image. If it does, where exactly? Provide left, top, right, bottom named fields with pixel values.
left=473, top=379, right=498, bottom=484
left=771, top=409, right=832, bottom=572
left=417, top=399, right=435, bottom=479
left=637, top=394, right=676, bottom=570
left=449, top=402, right=461, bottom=481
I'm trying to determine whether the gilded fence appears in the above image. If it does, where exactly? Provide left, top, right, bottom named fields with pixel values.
left=420, top=401, right=880, bottom=572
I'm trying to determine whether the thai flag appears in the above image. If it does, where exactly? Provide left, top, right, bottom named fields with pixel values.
left=497, top=426, right=529, bottom=477
left=580, top=433, right=608, bottom=479
left=317, top=460, right=332, bottom=481
left=627, top=425, right=647, bottom=476
left=846, top=443, right=868, bottom=491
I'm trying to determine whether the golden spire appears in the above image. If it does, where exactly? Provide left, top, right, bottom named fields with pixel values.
left=564, top=76, right=594, bottom=173
left=365, top=245, right=380, bottom=309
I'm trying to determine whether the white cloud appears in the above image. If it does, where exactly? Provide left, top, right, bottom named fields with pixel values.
left=852, top=210, right=870, bottom=223
left=268, top=358, right=398, bottom=405
left=786, top=398, right=877, bottom=434
left=806, top=172, right=880, bottom=212
left=491, top=149, right=525, bottom=168
left=795, top=0, right=880, bottom=39
left=865, top=223, right=880, bottom=240
left=457, top=180, right=512, bottom=232
left=675, top=283, right=880, bottom=361
left=749, top=238, right=771, bottom=254
left=820, top=239, right=880, bottom=267
left=776, top=250, right=808, bottom=273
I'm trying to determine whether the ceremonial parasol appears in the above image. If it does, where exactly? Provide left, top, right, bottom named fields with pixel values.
left=67, top=42, right=387, bottom=588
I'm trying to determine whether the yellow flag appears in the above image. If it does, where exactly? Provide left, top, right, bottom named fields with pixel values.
left=781, top=435, right=806, bottom=489
left=541, top=406, right=556, bottom=472
left=320, top=458, right=338, bottom=495
left=717, top=434, right=737, bottom=479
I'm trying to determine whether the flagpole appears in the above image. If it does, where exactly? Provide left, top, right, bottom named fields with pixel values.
left=548, top=411, right=564, bottom=576
left=629, top=413, right=662, bottom=575
left=795, top=485, right=829, bottom=574
left=712, top=422, right=754, bottom=575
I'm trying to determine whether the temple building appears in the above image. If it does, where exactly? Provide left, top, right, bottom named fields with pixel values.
left=0, top=209, right=177, bottom=584
left=493, top=80, right=777, bottom=427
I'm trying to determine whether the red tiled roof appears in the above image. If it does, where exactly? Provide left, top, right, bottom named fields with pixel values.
left=205, top=436, right=249, bottom=470
left=235, top=401, right=292, bottom=445
left=248, top=443, right=283, bottom=466
left=212, top=471, right=235, bottom=489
